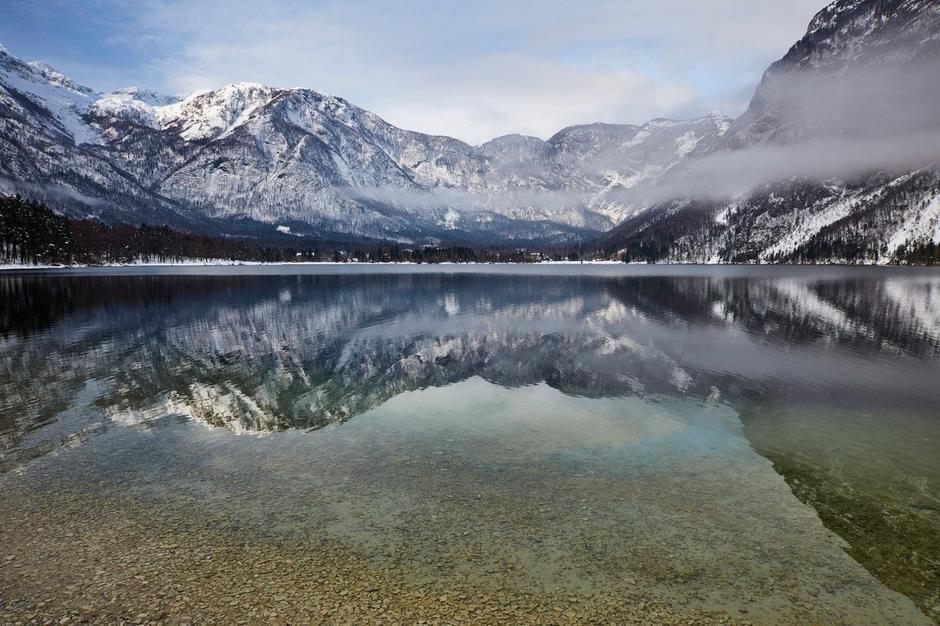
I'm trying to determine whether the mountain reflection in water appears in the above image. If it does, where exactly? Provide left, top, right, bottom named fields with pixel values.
left=2, top=269, right=939, bottom=439
left=0, top=266, right=938, bottom=621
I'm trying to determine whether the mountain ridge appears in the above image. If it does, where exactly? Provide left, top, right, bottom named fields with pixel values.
left=0, top=45, right=729, bottom=245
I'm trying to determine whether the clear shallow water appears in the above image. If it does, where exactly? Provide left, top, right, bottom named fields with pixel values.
left=1, top=265, right=938, bottom=624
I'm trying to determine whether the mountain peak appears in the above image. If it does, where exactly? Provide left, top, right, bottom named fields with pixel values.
left=110, top=86, right=179, bottom=107
left=157, top=82, right=279, bottom=141
left=479, top=133, right=546, bottom=148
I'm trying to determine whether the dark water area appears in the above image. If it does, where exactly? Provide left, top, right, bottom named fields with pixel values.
left=0, top=265, right=938, bottom=624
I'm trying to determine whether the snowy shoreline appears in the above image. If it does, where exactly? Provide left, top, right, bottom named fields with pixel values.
left=0, top=260, right=627, bottom=272
left=0, top=259, right=931, bottom=272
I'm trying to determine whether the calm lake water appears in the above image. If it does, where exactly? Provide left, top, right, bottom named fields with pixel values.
left=1, top=265, right=938, bottom=625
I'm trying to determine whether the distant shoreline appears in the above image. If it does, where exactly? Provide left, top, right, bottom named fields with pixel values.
left=0, top=260, right=626, bottom=271
left=2, top=260, right=936, bottom=272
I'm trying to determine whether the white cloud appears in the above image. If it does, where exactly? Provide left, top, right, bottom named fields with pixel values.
left=370, top=55, right=698, bottom=143
left=54, top=0, right=830, bottom=143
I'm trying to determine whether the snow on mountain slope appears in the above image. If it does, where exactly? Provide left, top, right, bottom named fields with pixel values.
left=0, top=46, right=219, bottom=230
left=157, top=82, right=277, bottom=141
left=883, top=191, right=940, bottom=260
left=0, top=45, right=98, bottom=145
left=91, top=94, right=159, bottom=129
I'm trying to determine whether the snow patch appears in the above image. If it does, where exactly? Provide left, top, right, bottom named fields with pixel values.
left=91, top=92, right=160, bottom=128
left=760, top=193, right=855, bottom=260
left=674, top=131, right=700, bottom=156
left=440, top=208, right=461, bottom=230
left=156, top=82, right=276, bottom=141
left=883, top=192, right=940, bottom=261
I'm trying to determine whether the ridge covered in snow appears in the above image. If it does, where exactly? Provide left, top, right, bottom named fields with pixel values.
left=0, top=42, right=731, bottom=244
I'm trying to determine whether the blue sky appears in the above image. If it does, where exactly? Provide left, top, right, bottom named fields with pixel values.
left=1, top=0, right=825, bottom=144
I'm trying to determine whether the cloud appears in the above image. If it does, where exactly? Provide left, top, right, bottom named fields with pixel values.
left=642, top=131, right=940, bottom=204
left=647, top=62, right=940, bottom=201
left=4, top=0, right=825, bottom=143
left=0, top=177, right=105, bottom=206
left=370, top=55, right=697, bottom=144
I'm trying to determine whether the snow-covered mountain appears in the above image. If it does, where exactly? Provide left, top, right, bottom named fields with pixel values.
left=2, top=0, right=938, bottom=257
left=0, top=43, right=728, bottom=245
left=597, top=0, right=940, bottom=263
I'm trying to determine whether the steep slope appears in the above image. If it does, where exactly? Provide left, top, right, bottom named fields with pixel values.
left=597, top=0, right=940, bottom=264
left=716, top=0, right=940, bottom=149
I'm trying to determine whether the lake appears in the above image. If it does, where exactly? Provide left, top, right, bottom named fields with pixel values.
left=1, top=264, right=938, bottom=625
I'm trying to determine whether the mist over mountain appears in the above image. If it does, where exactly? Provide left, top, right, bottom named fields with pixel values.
left=1, top=0, right=939, bottom=261
left=598, top=0, right=940, bottom=263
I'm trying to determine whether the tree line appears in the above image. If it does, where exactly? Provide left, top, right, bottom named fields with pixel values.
left=0, top=196, right=317, bottom=265
left=0, top=196, right=548, bottom=266
left=897, top=241, right=940, bottom=265
left=11, top=193, right=932, bottom=267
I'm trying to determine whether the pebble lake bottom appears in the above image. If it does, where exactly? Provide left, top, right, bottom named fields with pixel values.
left=1, top=264, right=938, bottom=624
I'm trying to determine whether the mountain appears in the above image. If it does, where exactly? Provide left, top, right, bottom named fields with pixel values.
left=596, top=0, right=940, bottom=263
left=3, top=0, right=938, bottom=259
left=0, top=43, right=729, bottom=245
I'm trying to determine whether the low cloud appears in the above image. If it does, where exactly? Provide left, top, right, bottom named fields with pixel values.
left=0, top=177, right=105, bottom=207
left=644, top=62, right=940, bottom=201
left=339, top=60, right=940, bottom=216
left=348, top=185, right=594, bottom=215
left=17, top=0, right=822, bottom=144
left=657, top=132, right=940, bottom=202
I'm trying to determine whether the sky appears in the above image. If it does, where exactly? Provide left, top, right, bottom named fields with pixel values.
left=0, top=0, right=826, bottom=145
